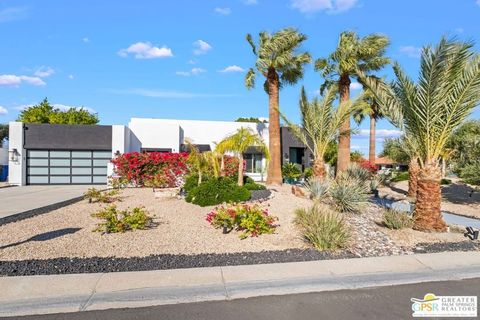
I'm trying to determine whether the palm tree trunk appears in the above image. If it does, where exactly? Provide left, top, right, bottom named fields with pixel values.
left=220, top=155, right=225, bottom=177
left=198, top=171, right=202, bottom=185
left=266, top=68, right=282, bottom=185
left=337, top=74, right=351, bottom=173
left=313, top=157, right=326, bottom=180
left=413, top=164, right=447, bottom=231
left=237, top=154, right=244, bottom=186
left=369, top=114, right=376, bottom=165
left=408, top=158, right=419, bottom=198
left=441, top=158, right=446, bottom=178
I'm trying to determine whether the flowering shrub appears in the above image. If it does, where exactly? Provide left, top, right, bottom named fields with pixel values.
left=111, top=152, right=189, bottom=188
left=222, top=156, right=240, bottom=177
left=358, top=159, right=378, bottom=174
left=206, top=204, right=277, bottom=239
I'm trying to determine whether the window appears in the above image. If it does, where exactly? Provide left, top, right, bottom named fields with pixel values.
left=244, top=153, right=263, bottom=173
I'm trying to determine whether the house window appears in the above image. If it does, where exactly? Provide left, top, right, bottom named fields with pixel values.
left=244, top=153, right=263, bottom=173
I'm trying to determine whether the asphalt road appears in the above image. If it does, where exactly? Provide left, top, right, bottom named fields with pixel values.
left=8, top=278, right=480, bottom=320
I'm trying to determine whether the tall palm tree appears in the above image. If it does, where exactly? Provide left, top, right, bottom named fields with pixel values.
left=359, top=38, right=480, bottom=231
left=315, top=31, right=390, bottom=173
left=245, top=28, right=311, bottom=185
left=216, top=127, right=269, bottom=186
left=281, top=86, right=357, bottom=179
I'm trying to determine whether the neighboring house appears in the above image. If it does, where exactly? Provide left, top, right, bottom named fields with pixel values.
left=375, top=156, right=407, bottom=171
left=8, top=118, right=272, bottom=186
left=0, top=142, right=8, bottom=182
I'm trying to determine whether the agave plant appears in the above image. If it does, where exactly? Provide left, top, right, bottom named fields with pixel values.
left=329, top=172, right=369, bottom=213
left=360, top=37, right=480, bottom=231
left=303, top=176, right=330, bottom=201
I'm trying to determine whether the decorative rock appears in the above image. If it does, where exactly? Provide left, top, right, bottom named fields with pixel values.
left=291, top=185, right=305, bottom=198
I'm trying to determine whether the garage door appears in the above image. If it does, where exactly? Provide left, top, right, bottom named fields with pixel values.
left=27, top=150, right=111, bottom=185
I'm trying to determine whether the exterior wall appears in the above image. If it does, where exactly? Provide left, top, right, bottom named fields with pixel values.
left=8, top=122, right=25, bottom=186
left=280, top=127, right=312, bottom=170
left=109, top=125, right=142, bottom=178
left=0, top=147, right=8, bottom=165
left=128, top=119, right=181, bottom=152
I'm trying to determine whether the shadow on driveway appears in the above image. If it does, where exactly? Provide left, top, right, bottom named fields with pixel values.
left=0, top=228, right=81, bottom=250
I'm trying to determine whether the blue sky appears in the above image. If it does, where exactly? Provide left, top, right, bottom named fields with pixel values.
left=1, top=0, right=479, bottom=155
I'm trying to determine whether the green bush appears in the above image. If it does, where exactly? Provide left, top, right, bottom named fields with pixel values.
left=84, top=188, right=119, bottom=203
left=303, top=167, right=313, bottom=180
left=329, top=173, right=369, bottom=213
left=183, top=174, right=213, bottom=194
left=294, top=205, right=350, bottom=251
left=282, top=163, right=302, bottom=182
left=390, top=171, right=409, bottom=182
left=186, top=177, right=251, bottom=207
left=92, top=205, right=152, bottom=233
left=207, top=204, right=277, bottom=239
left=243, top=177, right=267, bottom=190
left=459, top=162, right=480, bottom=185
left=382, top=208, right=413, bottom=229
left=440, top=178, right=452, bottom=185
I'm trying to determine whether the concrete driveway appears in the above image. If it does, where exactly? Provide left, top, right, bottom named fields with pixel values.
left=0, top=185, right=102, bottom=221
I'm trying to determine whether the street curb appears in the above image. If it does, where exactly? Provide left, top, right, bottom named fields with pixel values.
left=1, top=251, right=480, bottom=317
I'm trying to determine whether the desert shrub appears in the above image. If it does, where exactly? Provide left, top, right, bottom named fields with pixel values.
left=282, top=163, right=302, bottom=182
left=92, top=205, right=152, bottom=233
left=329, top=173, right=369, bottom=213
left=344, top=164, right=371, bottom=182
left=294, top=205, right=350, bottom=251
left=304, top=177, right=330, bottom=201
left=459, top=162, right=480, bottom=185
left=390, top=171, right=409, bottom=182
left=383, top=208, right=413, bottom=229
left=111, top=152, right=189, bottom=188
left=84, top=188, right=119, bottom=203
left=303, top=167, right=313, bottom=180
left=186, top=177, right=251, bottom=207
left=206, top=204, right=277, bottom=239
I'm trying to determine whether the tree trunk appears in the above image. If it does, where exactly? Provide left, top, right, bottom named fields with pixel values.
left=313, top=157, right=326, bottom=180
left=336, top=74, right=351, bottom=173
left=413, top=164, right=447, bottom=232
left=220, top=155, right=225, bottom=177
left=266, top=68, right=282, bottom=185
left=237, top=154, right=244, bottom=186
left=198, top=171, right=202, bottom=185
left=408, top=158, right=419, bottom=198
left=441, top=158, right=446, bottom=178
left=369, top=114, right=376, bottom=165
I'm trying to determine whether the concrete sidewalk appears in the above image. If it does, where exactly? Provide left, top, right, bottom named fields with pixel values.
left=1, top=251, right=480, bottom=317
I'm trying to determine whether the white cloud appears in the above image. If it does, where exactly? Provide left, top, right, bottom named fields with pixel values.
left=34, top=66, right=55, bottom=78
left=176, top=68, right=206, bottom=77
left=82, top=37, right=90, bottom=43
left=0, top=74, right=46, bottom=87
left=193, top=40, right=212, bottom=55
left=399, top=46, right=422, bottom=58
left=350, top=82, right=362, bottom=90
left=291, top=0, right=357, bottom=14
left=214, top=7, right=231, bottom=15
left=111, top=88, right=236, bottom=99
left=118, top=42, right=173, bottom=59
left=0, top=6, right=28, bottom=23
left=359, top=129, right=402, bottom=138
left=244, top=0, right=258, bottom=4
left=68, top=75, right=74, bottom=80
left=188, top=59, right=197, bottom=65
left=0, top=106, right=7, bottom=114
left=219, top=65, right=245, bottom=73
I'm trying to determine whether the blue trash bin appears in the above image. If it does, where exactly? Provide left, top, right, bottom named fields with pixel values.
left=0, top=165, right=8, bottom=182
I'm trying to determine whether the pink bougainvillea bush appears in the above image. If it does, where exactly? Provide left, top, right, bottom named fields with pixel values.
left=111, top=152, right=189, bottom=188
left=206, top=204, right=277, bottom=239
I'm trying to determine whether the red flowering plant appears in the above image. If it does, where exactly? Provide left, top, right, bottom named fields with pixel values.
left=111, top=152, right=190, bottom=188
left=358, top=159, right=378, bottom=174
left=206, top=204, right=277, bottom=239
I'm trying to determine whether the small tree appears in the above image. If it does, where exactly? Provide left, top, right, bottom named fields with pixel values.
left=281, top=86, right=357, bottom=179
left=17, top=98, right=98, bottom=124
left=0, top=124, right=8, bottom=144
left=216, top=128, right=269, bottom=186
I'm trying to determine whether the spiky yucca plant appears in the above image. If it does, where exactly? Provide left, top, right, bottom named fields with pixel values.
left=329, top=172, right=369, bottom=213
left=360, top=38, right=480, bottom=231
left=246, top=28, right=311, bottom=185
left=304, top=176, right=330, bottom=201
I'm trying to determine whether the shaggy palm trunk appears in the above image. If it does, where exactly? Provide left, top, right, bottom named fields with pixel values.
left=198, top=171, right=202, bottom=185
left=408, top=158, right=419, bottom=198
left=237, top=154, right=244, bottom=186
left=369, top=113, right=376, bottom=165
left=220, top=155, right=225, bottom=177
left=413, top=164, right=447, bottom=231
left=313, top=157, right=326, bottom=180
left=441, top=158, right=447, bottom=178
left=266, top=68, right=282, bottom=185
left=337, top=74, right=351, bottom=173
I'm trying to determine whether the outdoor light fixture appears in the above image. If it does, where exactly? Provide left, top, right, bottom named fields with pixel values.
left=284, top=153, right=289, bottom=160
left=9, top=148, right=19, bottom=162
left=464, top=226, right=479, bottom=240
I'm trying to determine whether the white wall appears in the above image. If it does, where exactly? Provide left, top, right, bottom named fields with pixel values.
left=8, top=122, right=25, bottom=186
left=128, top=119, right=181, bottom=152
left=0, top=147, right=8, bottom=165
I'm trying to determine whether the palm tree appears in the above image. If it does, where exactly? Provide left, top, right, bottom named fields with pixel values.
left=359, top=38, right=480, bottom=231
left=281, top=86, right=357, bottom=179
left=216, top=127, right=269, bottom=186
left=315, top=31, right=390, bottom=173
left=245, top=28, right=311, bottom=185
